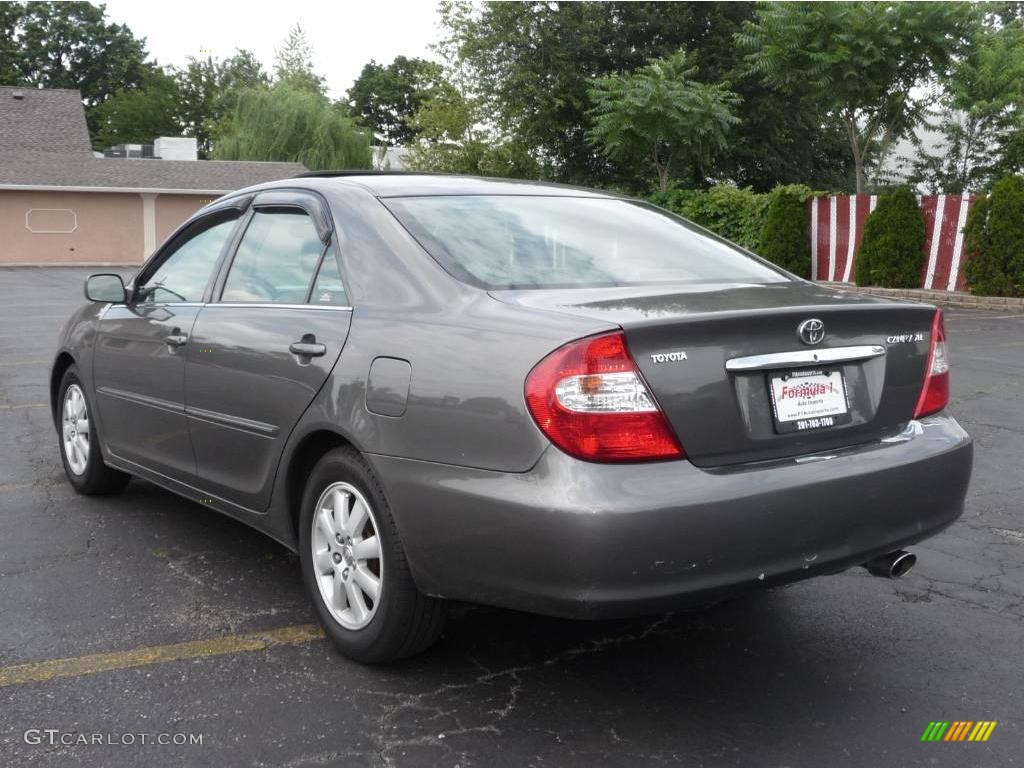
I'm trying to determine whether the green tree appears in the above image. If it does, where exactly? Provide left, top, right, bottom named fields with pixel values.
left=212, top=84, right=371, bottom=170
left=404, top=82, right=538, bottom=177
left=347, top=56, right=444, bottom=146
left=758, top=185, right=812, bottom=275
left=0, top=3, right=21, bottom=84
left=89, top=70, right=180, bottom=148
left=274, top=24, right=325, bottom=94
left=176, top=50, right=270, bottom=157
left=855, top=186, right=925, bottom=287
left=739, top=1, right=976, bottom=193
left=0, top=1, right=152, bottom=140
left=587, top=52, right=740, bottom=192
left=910, top=21, right=1024, bottom=192
left=440, top=0, right=838, bottom=190
left=964, top=176, right=1024, bottom=296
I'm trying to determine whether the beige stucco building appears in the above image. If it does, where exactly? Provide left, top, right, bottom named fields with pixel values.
left=0, top=86, right=304, bottom=265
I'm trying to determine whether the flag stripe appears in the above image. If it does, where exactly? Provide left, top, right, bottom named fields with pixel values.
left=842, top=195, right=857, bottom=282
left=948, top=194, right=971, bottom=292
left=828, top=196, right=838, bottom=281
left=808, top=194, right=976, bottom=292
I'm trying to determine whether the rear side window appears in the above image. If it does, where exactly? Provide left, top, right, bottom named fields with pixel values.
left=137, top=217, right=238, bottom=303
left=384, top=195, right=788, bottom=290
left=221, top=210, right=324, bottom=304
left=309, top=253, right=349, bottom=307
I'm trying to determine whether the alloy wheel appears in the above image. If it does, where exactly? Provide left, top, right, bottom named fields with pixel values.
left=311, top=481, right=384, bottom=630
left=62, top=383, right=90, bottom=476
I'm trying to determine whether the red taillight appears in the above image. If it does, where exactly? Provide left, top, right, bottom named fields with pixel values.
left=913, top=309, right=950, bottom=419
left=524, top=331, right=685, bottom=462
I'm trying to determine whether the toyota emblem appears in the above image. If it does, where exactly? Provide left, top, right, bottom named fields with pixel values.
left=797, top=318, right=825, bottom=346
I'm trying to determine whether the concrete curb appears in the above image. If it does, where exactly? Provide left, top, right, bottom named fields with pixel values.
left=820, top=282, right=1024, bottom=312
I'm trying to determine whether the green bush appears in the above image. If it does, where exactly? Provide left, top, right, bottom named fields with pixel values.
left=964, top=176, right=1024, bottom=297
left=649, top=184, right=767, bottom=250
left=758, top=185, right=812, bottom=276
left=855, top=186, right=925, bottom=288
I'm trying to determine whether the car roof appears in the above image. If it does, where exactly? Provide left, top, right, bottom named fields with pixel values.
left=293, top=171, right=618, bottom=199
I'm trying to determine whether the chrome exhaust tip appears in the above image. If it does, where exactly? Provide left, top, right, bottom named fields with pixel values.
left=862, top=550, right=917, bottom=578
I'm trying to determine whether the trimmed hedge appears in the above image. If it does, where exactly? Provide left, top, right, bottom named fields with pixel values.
left=855, top=186, right=925, bottom=288
left=964, top=175, right=1024, bottom=297
left=649, top=185, right=766, bottom=251
left=758, top=185, right=812, bottom=276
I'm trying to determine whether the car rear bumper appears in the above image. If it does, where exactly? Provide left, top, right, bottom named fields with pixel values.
left=369, top=414, right=973, bottom=619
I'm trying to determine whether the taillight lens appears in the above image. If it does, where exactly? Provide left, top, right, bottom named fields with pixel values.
left=913, top=309, right=950, bottom=419
left=525, top=331, right=685, bottom=462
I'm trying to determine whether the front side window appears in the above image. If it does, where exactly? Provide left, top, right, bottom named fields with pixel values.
left=384, top=195, right=789, bottom=290
left=136, top=217, right=238, bottom=303
left=221, top=210, right=324, bottom=304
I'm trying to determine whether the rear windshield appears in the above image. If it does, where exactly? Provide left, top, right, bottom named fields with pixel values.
left=384, top=195, right=788, bottom=290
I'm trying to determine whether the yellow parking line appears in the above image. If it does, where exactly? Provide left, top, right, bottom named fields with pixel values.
left=0, top=403, right=47, bottom=410
left=0, top=624, right=325, bottom=687
left=0, top=359, right=49, bottom=367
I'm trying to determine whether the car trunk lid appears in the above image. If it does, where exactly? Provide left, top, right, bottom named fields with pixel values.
left=492, top=281, right=937, bottom=466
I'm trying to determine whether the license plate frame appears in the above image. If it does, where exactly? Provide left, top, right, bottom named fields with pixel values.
left=767, top=368, right=851, bottom=434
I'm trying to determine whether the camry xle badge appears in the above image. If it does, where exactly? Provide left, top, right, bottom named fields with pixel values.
left=797, top=318, right=825, bottom=346
left=887, top=332, right=925, bottom=344
left=650, top=351, right=688, bottom=363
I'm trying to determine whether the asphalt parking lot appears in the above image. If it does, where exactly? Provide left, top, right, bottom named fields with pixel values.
left=1, top=266, right=1021, bottom=767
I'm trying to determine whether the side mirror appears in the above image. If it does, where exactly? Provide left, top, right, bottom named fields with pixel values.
left=84, top=273, right=127, bottom=304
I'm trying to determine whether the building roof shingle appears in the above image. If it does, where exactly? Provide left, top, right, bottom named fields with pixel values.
left=0, top=86, right=305, bottom=192
left=0, top=86, right=93, bottom=154
left=0, top=150, right=306, bottom=192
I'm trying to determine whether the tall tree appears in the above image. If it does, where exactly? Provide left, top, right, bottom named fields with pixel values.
left=347, top=56, right=444, bottom=146
left=274, top=24, right=325, bottom=94
left=212, top=84, right=371, bottom=170
left=739, top=1, right=976, bottom=193
left=405, top=81, right=539, bottom=177
left=0, top=1, right=153, bottom=140
left=909, top=20, right=1024, bottom=192
left=176, top=50, right=270, bottom=157
left=438, top=1, right=838, bottom=190
left=587, top=52, right=740, bottom=191
left=89, top=69, right=180, bottom=149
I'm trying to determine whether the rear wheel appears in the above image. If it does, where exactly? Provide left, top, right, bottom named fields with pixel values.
left=299, top=447, right=446, bottom=663
left=57, top=366, right=129, bottom=495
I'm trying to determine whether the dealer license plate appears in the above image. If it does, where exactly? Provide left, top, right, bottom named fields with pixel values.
left=768, top=369, right=850, bottom=433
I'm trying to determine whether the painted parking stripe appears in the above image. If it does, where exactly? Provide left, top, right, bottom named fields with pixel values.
left=0, top=624, right=325, bottom=687
left=0, top=403, right=47, bottom=410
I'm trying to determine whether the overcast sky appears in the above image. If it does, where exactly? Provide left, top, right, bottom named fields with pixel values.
left=102, top=0, right=446, bottom=100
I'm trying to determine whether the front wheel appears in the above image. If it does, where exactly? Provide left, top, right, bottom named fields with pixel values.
left=299, top=447, right=446, bottom=664
left=57, top=366, right=129, bottom=495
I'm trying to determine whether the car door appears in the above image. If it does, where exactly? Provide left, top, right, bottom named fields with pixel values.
left=184, top=191, right=352, bottom=511
left=93, top=210, right=243, bottom=481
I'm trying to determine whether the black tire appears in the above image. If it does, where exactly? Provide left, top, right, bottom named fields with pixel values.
left=299, top=446, right=446, bottom=664
left=57, top=366, right=130, bottom=495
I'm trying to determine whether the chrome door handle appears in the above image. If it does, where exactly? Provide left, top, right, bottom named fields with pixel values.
left=165, top=332, right=188, bottom=347
left=289, top=335, right=326, bottom=357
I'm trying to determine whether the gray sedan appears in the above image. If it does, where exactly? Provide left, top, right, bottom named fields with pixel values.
left=51, top=174, right=973, bottom=663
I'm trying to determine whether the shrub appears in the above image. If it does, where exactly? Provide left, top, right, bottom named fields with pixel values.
left=855, top=186, right=925, bottom=288
left=965, top=176, right=1024, bottom=296
left=758, top=185, right=812, bottom=276
left=650, top=184, right=766, bottom=250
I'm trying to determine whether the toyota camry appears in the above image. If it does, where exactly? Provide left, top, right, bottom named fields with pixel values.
left=51, top=173, right=974, bottom=663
